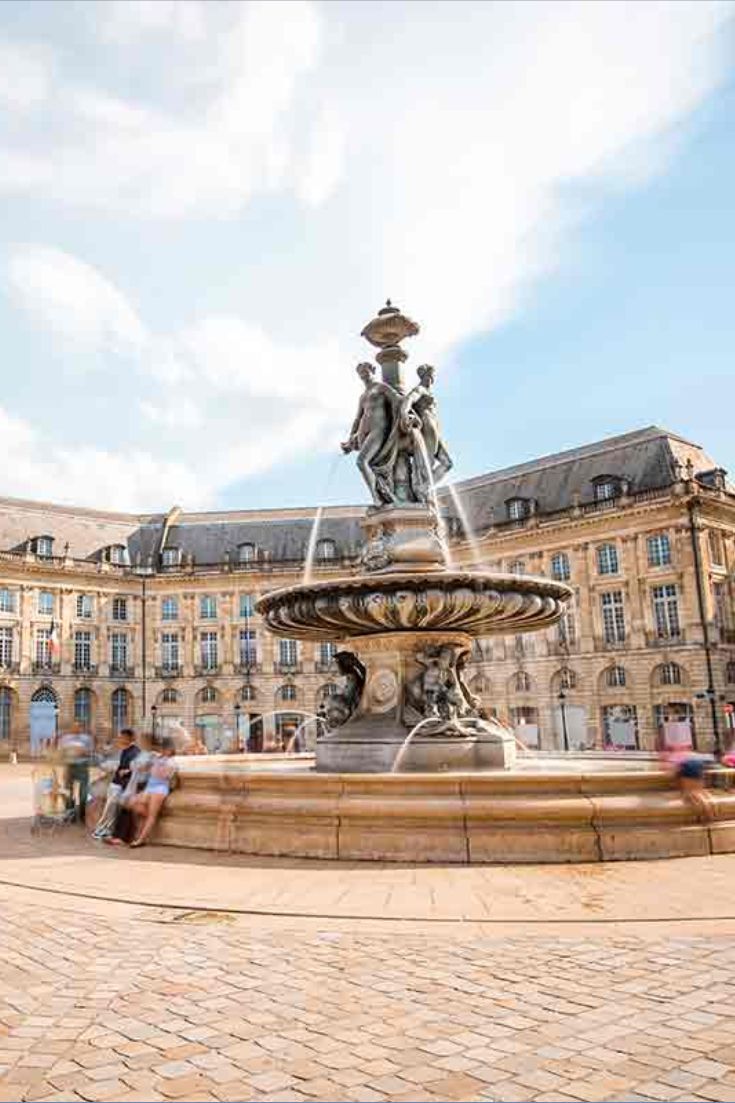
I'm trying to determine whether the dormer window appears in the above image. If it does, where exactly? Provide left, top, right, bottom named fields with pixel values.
left=238, top=542, right=256, bottom=564
left=506, top=498, right=530, bottom=522
left=317, top=538, right=337, bottom=561
left=161, top=547, right=181, bottom=568
left=106, top=544, right=129, bottom=565
left=32, top=536, right=54, bottom=558
left=592, top=476, right=622, bottom=502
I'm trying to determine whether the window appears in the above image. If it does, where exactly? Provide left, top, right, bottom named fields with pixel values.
left=239, top=593, right=255, bottom=618
left=38, top=591, right=54, bottom=616
left=112, top=597, right=128, bottom=622
left=597, top=544, right=619, bottom=575
left=606, top=665, right=627, bottom=688
left=200, top=595, right=217, bottom=619
left=162, top=687, right=178, bottom=704
left=279, top=638, right=298, bottom=667
left=514, top=671, right=531, bottom=693
left=557, top=610, right=577, bottom=647
left=659, top=662, right=682, bottom=686
left=506, top=498, right=529, bottom=521
left=709, top=530, right=724, bottom=566
left=111, top=687, right=129, bottom=733
left=318, top=683, right=338, bottom=702
left=727, top=661, right=735, bottom=684
left=33, top=536, right=54, bottom=558
left=200, top=631, right=218, bottom=671
left=559, top=669, right=576, bottom=690
left=317, top=538, right=337, bottom=560
left=509, top=559, right=525, bottom=576
left=35, top=628, right=52, bottom=666
left=550, top=553, right=570, bottom=582
left=647, top=533, right=671, bottom=568
left=0, top=627, right=13, bottom=667
left=0, top=589, right=16, bottom=614
left=241, top=683, right=256, bottom=702
left=239, top=629, right=257, bottom=667
left=238, top=543, right=256, bottom=563
left=319, top=641, right=337, bottom=668
left=0, top=687, right=11, bottom=742
left=278, top=684, right=297, bottom=702
left=76, top=594, right=93, bottom=619
left=713, top=582, right=728, bottom=630
left=161, top=597, right=178, bottom=621
left=652, top=584, right=680, bottom=640
left=200, top=686, right=217, bottom=704
left=601, top=591, right=626, bottom=644
left=108, top=544, right=128, bottom=565
left=74, top=631, right=92, bottom=670
left=161, top=632, right=179, bottom=671
left=161, top=547, right=180, bottom=567
left=74, top=688, right=92, bottom=727
left=110, top=632, right=128, bottom=671
left=593, top=478, right=620, bottom=502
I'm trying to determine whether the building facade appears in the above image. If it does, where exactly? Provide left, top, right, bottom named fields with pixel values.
left=1, top=426, right=733, bottom=756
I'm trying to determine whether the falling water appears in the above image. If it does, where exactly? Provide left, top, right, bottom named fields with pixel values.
left=416, top=435, right=454, bottom=569
left=302, top=454, right=343, bottom=585
left=238, top=709, right=322, bottom=754
left=391, top=716, right=458, bottom=772
left=285, top=712, right=328, bottom=754
left=446, top=482, right=484, bottom=569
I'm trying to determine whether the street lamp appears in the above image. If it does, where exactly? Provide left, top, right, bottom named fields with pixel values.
left=234, top=701, right=241, bottom=753
left=151, top=704, right=158, bottom=740
left=558, top=687, right=569, bottom=752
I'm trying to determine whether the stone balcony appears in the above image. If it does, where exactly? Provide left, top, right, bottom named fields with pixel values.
left=156, top=664, right=182, bottom=678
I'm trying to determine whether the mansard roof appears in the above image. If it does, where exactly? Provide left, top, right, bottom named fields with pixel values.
left=0, top=425, right=726, bottom=566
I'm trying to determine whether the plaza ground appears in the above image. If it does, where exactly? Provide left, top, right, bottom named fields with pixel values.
left=2, top=765, right=735, bottom=1103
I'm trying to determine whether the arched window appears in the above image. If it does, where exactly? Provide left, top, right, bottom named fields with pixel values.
left=658, top=662, right=682, bottom=686
left=238, top=543, right=256, bottom=564
left=241, top=683, right=256, bottom=702
left=31, top=686, right=57, bottom=704
left=606, top=665, right=627, bottom=688
left=74, top=687, right=92, bottom=727
left=316, top=539, right=337, bottom=561
left=513, top=671, right=531, bottom=693
left=727, top=661, right=735, bottom=684
left=199, top=686, right=217, bottom=704
left=278, top=684, right=297, bottom=702
left=596, top=543, right=619, bottom=575
left=558, top=669, right=577, bottom=691
left=111, top=687, right=129, bottom=732
left=550, top=552, right=570, bottom=582
left=161, top=687, right=178, bottom=704
left=0, top=686, right=11, bottom=741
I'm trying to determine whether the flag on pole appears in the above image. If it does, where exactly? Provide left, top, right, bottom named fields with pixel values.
left=49, top=619, right=60, bottom=661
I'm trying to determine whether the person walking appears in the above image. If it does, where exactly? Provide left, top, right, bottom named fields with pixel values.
left=59, top=722, right=94, bottom=823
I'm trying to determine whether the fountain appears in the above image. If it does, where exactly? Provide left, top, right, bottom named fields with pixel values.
left=153, top=302, right=735, bottom=864
left=257, top=301, right=572, bottom=773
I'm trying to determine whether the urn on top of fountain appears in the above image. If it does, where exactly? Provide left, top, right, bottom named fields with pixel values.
left=342, top=301, right=454, bottom=572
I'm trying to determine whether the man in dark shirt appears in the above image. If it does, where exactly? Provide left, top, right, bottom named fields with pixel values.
left=92, top=728, right=139, bottom=838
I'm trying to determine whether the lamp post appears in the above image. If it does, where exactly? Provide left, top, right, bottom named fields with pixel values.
left=234, top=701, right=241, bottom=753
left=558, top=688, right=569, bottom=753
left=151, top=704, right=158, bottom=740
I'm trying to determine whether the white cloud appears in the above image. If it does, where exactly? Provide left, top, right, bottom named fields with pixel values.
left=6, top=245, right=146, bottom=355
left=0, top=39, right=50, bottom=110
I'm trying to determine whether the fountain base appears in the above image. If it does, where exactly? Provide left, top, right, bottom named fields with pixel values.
left=317, top=717, right=515, bottom=773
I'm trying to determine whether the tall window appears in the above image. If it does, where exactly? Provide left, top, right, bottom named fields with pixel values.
left=557, top=610, right=576, bottom=647
left=76, top=594, right=93, bottom=619
left=241, top=684, right=256, bottom=702
left=239, top=593, right=255, bottom=618
left=162, top=687, right=178, bottom=704
left=0, top=589, right=15, bottom=613
left=652, top=584, right=680, bottom=640
left=709, top=530, right=724, bottom=566
left=74, top=687, right=92, bottom=727
left=238, top=543, right=256, bottom=563
left=74, top=631, right=92, bottom=670
left=161, top=596, right=178, bottom=621
left=319, top=641, right=337, bottom=668
left=596, top=544, right=619, bottom=575
left=35, top=628, right=52, bottom=666
left=550, top=552, right=570, bottom=581
left=111, top=687, right=129, bottom=733
left=659, top=662, right=682, bottom=686
left=161, top=547, right=180, bottom=567
left=200, top=595, right=217, bottom=619
left=727, top=661, right=735, bottom=684
left=200, top=631, right=218, bottom=671
left=110, top=632, right=128, bottom=671
left=606, top=665, right=626, bottom=688
left=713, top=582, right=728, bottom=630
left=647, top=533, right=671, bottom=568
left=279, top=639, right=298, bottom=667
left=161, top=632, right=179, bottom=671
left=0, top=627, right=13, bottom=667
left=239, top=629, right=257, bottom=667
left=200, top=686, right=217, bottom=704
left=601, top=591, right=626, bottom=644
left=514, top=671, right=531, bottom=693
left=38, top=591, right=54, bottom=616
left=317, top=539, right=337, bottom=560
left=559, top=668, right=576, bottom=690
left=112, top=597, right=128, bottom=622
left=0, top=687, right=11, bottom=742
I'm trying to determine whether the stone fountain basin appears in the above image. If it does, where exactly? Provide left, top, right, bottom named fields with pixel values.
left=256, top=570, right=572, bottom=640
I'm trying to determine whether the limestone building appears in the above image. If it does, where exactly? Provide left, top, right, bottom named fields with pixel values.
left=1, top=425, right=733, bottom=757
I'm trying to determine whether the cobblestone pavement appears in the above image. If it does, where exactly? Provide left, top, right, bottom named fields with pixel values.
left=2, top=892, right=735, bottom=1103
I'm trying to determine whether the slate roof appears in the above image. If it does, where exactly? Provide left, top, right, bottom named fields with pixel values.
left=0, top=427, right=725, bottom=566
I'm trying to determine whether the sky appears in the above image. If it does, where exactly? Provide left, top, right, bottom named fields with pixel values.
left=0, top=0, right=733, bottom=513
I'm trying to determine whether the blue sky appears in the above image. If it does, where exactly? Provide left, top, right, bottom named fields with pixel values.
left=0, top=1, right=733, bottom=511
